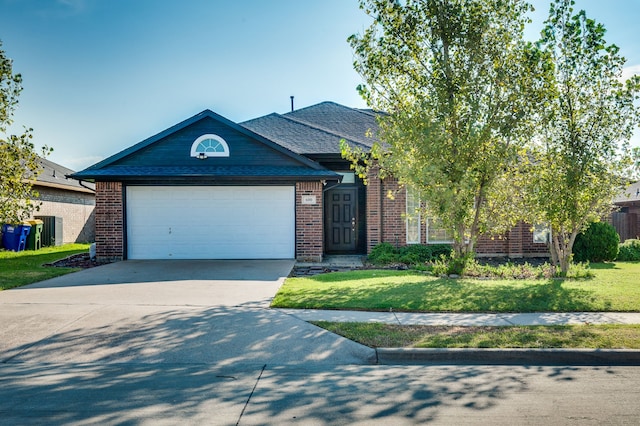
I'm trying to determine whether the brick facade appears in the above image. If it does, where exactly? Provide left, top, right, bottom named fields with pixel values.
left=366, top=174, right=550, bottom=258
left=475, top=223, right=549, bottom=258
left=381, top=177, right=406, bottom=246
left=95, top=182, right=124, bottom=262
left=32, top=186, right=95, bottom=243
left=295, top=181, right=323, bottom=262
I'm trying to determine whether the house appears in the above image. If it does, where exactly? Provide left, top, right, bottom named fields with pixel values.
left=611, top=180, right=640, bottom=241
left=72, top=102, right=548, bottom=262
left=32, top=158, right=95, bottom=244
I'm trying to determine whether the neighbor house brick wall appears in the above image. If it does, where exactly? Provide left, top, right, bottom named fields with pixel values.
left=32, top=186, right=95, bottom=243
left=95, top=181, right=124, bottom=262
left=296, top=181, right=323, bottom=262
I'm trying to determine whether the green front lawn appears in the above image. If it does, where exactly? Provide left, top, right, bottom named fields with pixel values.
left=312, top=322, right=640, bottom=349
left=0, top=244, right=90, bottom=290
left=272, top=262, right=640, bottom=312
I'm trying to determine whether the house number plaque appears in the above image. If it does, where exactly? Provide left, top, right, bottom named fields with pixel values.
left=301, top=195, right=317, bottom=205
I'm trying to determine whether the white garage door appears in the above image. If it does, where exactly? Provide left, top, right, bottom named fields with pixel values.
left=126, top=186, right=295, bottom=259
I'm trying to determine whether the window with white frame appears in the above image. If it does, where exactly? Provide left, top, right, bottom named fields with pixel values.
left=406, top=186, right=421, bottom=244
left=427, top=217, right=455, bottom=243
left=190, top=134, right=230, bottom=158
left=532, top=224, right=551, bottom=244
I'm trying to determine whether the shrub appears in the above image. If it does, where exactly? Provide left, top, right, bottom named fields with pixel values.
left=429, top=244, right=453, bottom=259
left=617, top=239, right=640, bottom=261
left=367, top=242, right=399, bottom=265
left=573, top=221, right=619, bottom=263
left=367, top=243, right=452, bottom=265
left=398, top=244, right=432, bottom=264
left=431, top=253, right=473, bottom=276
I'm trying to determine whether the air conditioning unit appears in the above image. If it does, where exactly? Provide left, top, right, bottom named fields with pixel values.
left=35, top=216, right=63, bottom=246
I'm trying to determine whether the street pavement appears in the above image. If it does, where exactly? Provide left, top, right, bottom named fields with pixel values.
left=1, top=260, right=639, bottom=424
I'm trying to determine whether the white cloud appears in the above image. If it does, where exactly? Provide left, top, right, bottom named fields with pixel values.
left=622, top=64, right=640, bottom=81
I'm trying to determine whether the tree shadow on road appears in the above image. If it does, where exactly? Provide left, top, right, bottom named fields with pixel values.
left=0, top=306, right=618, bottom=424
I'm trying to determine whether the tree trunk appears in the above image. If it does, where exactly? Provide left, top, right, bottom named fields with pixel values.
left=551, top=229, right=579, bottom=276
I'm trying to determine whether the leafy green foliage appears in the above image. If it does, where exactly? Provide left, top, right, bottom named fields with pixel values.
left=520, top=0, right=640, bottom=275
left=573, top=221, right=620, bottom=262
left=344, top=0, right=549, bottom=258
left=432, top=257, right=592, bottom=279
left=617, top=239, right=640, bottom=261
left=367, top=242, right=452, bottom=265
left=0, top=40, right=50, bottom=224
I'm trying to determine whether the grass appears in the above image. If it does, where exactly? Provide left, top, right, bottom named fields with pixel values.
left=272, top=262, right=640, bottom=312
left=312, top=322, right=640, bottom=349
left=0, top=244, right=90, bottom=290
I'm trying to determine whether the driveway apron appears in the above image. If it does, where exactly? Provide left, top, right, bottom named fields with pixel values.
left=0, top=260, right=374, bottom=365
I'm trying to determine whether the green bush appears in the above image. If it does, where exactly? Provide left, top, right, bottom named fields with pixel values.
left=367, top=242, right=399, bottom=265
left=617, top=239, right=640, bottom=261
left=431, top=253, right=473, bottom=276
left=429, top=244, right=453, bottom=259
left=398, top=244, right=432, bottom=264
left=367, top=243, right=452, bottom=265
left=573, top=221, right=619, bottom=263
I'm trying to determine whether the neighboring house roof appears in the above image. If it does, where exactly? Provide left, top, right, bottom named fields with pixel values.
left=241, top=101, right=380, bottom=155
left=613, top=180, right=640, bottom=205
left=35, top=157, right=95, bottom=194
left=71, top=109, right=340, bottom=182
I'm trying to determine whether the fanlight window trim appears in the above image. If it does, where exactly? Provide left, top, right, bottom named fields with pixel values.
left=190, top=134, right=230, bottom=158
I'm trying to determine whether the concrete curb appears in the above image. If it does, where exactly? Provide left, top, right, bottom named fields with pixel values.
left=376, top=348, right=640, bottom=366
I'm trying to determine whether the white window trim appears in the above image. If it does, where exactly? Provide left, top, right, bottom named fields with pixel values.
left=190, top=134, right=230, bottom=158
left=406, top=187, right=421, bottom=244
left=426, top=217, right=455, bottom=244
left=532, top=224, right=551, bottom=244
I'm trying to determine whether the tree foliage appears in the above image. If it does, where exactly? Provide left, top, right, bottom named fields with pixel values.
left=0, top=40, right=45, bottom=224
left=343, top=0, right=549, bottom=258
left=520, top=0, right=640, bottom=275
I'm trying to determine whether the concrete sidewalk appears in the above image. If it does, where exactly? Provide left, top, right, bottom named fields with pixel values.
left=279, top=309, right=640, bottom=326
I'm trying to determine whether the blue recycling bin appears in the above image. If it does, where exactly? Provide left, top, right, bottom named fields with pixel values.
left=2, top=224, right=31, bottom=252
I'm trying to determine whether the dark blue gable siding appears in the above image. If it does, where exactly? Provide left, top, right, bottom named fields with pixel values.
left=114, top=116, right=302, bottom=168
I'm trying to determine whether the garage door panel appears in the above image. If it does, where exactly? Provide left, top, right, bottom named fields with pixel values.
left=127, top=186, right=294, bottom=259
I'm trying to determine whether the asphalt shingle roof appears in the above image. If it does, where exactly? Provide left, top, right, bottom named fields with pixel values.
left=36, top=157, right=95, bottom=193
left=614, top=180, right=640, bottom=204
left=241, top=101, right=380, bottom=155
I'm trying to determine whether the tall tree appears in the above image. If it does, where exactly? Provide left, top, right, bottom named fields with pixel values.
left=344, top=0, right=549, bottom=259
left=522, top=0, right=640, bottom=275
left=0, top=40, right=44, bottom=224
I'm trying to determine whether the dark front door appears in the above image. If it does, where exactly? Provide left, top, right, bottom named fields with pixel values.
left=325, top=188, right=357, bottom=252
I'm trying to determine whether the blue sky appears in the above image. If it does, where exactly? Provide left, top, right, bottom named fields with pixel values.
left=1, top=0, right=639, bottom=171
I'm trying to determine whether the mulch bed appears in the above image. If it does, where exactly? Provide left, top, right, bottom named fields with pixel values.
left=44, top=253, right=108, bottom=269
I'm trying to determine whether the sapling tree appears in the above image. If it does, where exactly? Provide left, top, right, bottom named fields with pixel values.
left=522, top=0, right=640, bottom=275
left=343, top=0, right=550, bottom=259
left=0, top=40, right=47, bottom=224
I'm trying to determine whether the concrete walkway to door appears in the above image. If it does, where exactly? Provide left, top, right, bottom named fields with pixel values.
left=0, top=260, right=375, bottom=366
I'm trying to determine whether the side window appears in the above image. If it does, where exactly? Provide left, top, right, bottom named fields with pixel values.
left=427, top=217, right=454, bottom=243
left=533, top=224, right=551, bottom=244
left=406, top=186, right=421, bottom=244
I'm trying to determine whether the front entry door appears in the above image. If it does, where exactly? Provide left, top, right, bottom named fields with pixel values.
left=325, top=188, right=357, bottom=252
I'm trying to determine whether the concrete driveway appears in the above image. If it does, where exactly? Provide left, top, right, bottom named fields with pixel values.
left=0, top=260, right=374, bottom=366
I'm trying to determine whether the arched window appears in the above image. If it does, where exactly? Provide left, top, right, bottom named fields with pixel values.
left=190, top=134, right=230, bottom=158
